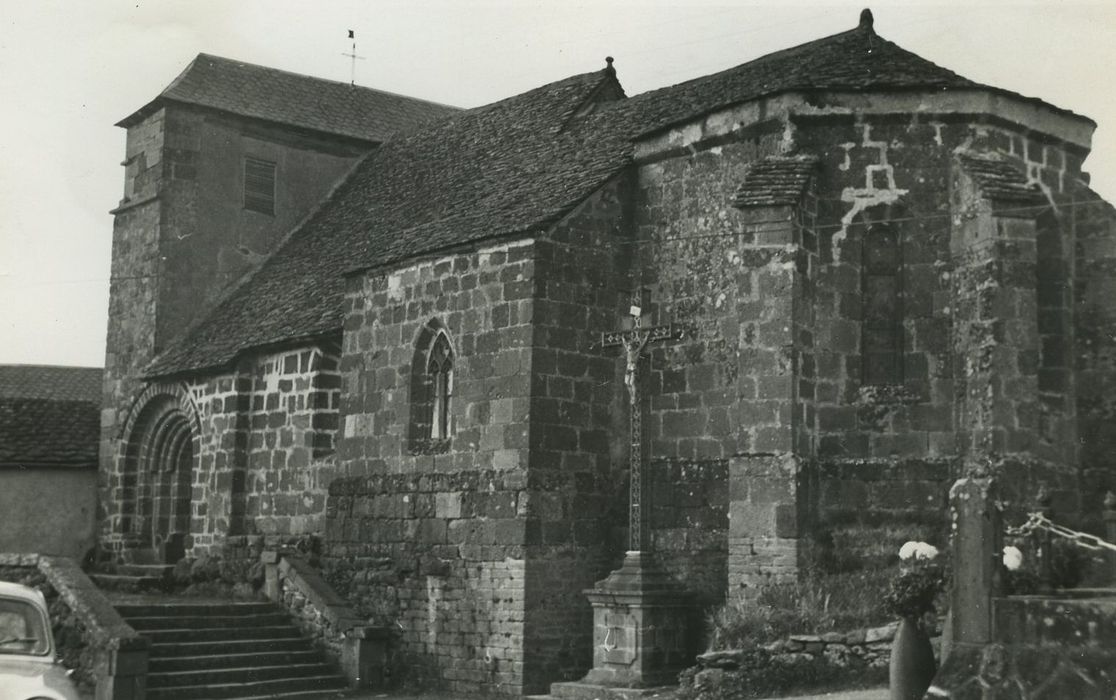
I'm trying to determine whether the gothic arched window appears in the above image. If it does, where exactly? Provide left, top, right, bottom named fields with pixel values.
left=409, top=319, right=455, bottom=453
left=862, top=224, right=903, bottom=385
left=428, top=332, right=454, bottom=440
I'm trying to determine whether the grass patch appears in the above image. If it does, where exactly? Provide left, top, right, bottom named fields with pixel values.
left=708, top=568, right=896, bottom=649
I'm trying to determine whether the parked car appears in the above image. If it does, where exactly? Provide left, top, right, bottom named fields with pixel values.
left=0, top=581, right=80, bottom=700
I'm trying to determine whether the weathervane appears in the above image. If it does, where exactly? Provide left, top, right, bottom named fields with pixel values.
left=342, top=29, right=366, bottom=86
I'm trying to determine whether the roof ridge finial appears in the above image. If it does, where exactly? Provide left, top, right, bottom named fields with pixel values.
left=859, top=8, right=874, bottom=31
left=605, top=56, right=615, bottom=76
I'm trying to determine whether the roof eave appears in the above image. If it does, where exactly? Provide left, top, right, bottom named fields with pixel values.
left=634, top=86, right=1097, bottom=158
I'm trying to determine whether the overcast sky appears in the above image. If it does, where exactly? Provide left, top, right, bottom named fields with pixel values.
left=1, top=1, right=1114, bottom=368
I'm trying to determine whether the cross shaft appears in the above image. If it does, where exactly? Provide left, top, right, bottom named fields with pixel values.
left=601, top=305, right=687, bottom=552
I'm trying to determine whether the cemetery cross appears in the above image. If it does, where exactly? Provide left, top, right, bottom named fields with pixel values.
left=600, top=291, right=689, bottom=552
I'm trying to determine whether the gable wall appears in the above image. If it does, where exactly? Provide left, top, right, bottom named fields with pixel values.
left=331, top=239, right=538, bottom=695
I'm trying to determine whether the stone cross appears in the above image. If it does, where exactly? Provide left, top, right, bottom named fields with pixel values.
left=601, top=291, right=687, bottom=552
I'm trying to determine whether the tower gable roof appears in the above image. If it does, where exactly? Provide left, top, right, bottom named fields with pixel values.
left=118, top=53, right=461, bottom=142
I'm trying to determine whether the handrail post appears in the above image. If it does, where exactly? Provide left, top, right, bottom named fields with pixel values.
left=1034, top=486, right=1055, bottom=593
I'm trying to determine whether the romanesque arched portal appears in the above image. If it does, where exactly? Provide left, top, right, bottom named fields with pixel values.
left=118, top=384, right=201, bottom=563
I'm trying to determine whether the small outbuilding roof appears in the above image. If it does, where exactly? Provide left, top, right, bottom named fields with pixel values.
left=0, top=365, right=102, bottom=468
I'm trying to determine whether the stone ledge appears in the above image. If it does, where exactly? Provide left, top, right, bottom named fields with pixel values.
left=279, top=554, right=361, bottom=630
left=37, top=555, right=147, bottom=652
left=0, top=552, right=149, bottom=698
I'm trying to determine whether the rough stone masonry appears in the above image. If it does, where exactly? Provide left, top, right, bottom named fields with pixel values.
left=96, top=12, right=1116, bottom=696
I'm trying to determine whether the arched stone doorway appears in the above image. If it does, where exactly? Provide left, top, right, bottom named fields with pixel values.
left=120, top=387, right=200, bottom=563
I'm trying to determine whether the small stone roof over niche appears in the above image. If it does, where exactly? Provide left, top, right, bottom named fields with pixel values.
left=0, top=365, right=102, bottom=468
left=118, top=53, right=461, bottom=143
left=732, top=155, right=820, bottom=208
left=958, top=151, right=1047, bottom=205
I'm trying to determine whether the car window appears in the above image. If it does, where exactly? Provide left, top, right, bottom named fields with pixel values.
left=0, top=597, right=49, bottom=656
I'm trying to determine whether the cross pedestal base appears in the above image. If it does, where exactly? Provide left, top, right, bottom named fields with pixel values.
left=553, top=551, right=698, bottom=696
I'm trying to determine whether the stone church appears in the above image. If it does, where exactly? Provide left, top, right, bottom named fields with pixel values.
left=98, top=10, right=1116, bottom=695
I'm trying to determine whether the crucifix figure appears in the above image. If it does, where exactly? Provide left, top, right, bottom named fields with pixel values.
left=601, top=290, right=688, bottom=552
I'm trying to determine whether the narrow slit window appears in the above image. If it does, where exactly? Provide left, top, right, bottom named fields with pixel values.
left=862, top=224, right=903, bottom=385
left=244, top=157, right=276, bottom=215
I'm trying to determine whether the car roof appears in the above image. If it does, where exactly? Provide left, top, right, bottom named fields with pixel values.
left=0, top=581, right=47, bottom=608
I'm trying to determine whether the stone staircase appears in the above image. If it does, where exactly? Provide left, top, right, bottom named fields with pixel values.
left=115, top=600, right=349, bottom=699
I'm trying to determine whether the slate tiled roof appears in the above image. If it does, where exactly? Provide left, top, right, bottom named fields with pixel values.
left=0, top=366, right=102, bottom=468
left=732, top=156, right=820, bottom=208
left=145, top=14, right=1082, bottom=377
left=612, top=12, right=980, bottom=138
left=118, top=53, right=461, bottom=143
left=0, top=365, right=102, bottom=403
left=146, top=69, right=630, bottom=376
left=958, top=152, right=1046, bottom=205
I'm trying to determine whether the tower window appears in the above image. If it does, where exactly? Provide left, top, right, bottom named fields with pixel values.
left=862, top=224, right=903, bottom=385
left=244, top=157, right=276, bottom=215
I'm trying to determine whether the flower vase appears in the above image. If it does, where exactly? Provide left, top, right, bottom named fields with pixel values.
left=889, top=616, right=936, bottom=700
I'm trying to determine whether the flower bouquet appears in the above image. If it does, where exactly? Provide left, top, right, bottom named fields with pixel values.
left=884, top=541, right=946, bottom=620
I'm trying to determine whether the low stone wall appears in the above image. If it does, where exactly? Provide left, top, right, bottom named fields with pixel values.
left=680, top=621, right=939, bottom=699
left=0, top=552, right=148, bottom=698
left=278, top=555, right=358, bottom=660
left=270, top=552, right=397, bottom=689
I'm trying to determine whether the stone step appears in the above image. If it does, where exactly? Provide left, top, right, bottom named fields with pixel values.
left=213, top=692, right=351, bottom=700
left=149, top=637, right=313, bottom=657
left=147, top=662, right=337, bottom=688
left=115, top=601, right=276, bottom=617
left=140, top=625, right=302, bottom=645
left=116, top=563, right=174, bottom=578
left=548, top=682, right=677, bottom=700
left=150, top=649, right=323, bottom=673
left=145, top=674, right=348, bottom=700
left=126, top=612, right=290, bottom=630
left=90, top=573, right=168, bottom=592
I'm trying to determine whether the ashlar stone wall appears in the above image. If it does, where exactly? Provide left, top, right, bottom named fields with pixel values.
left=102, top=344, right=342, bottom=555
left=332, top=179, right=631, bottom=695
left=335, top=237, right=540, bottom=696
